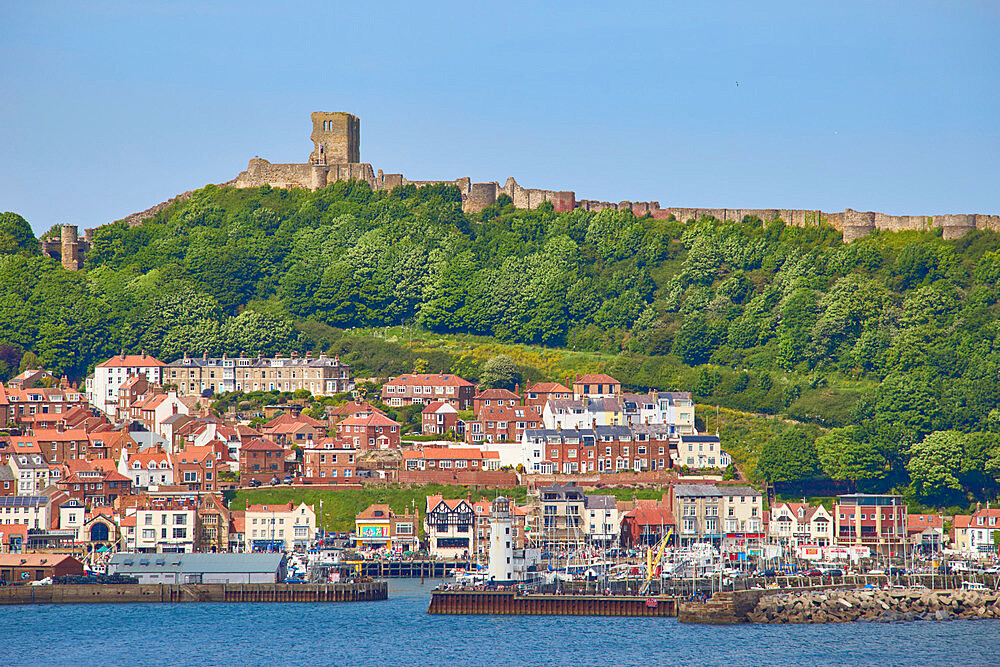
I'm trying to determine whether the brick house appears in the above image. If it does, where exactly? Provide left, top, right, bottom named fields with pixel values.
left=239, top=439, right=287, bottom=485
left=466, top=405, right=541, bottom=444
left=381, top=373, right=475, bottom=409
left=262, top=413, right=326, bottom=447
left=524, top=425, right=669, bottom=474
left=834, top=494, right=908, bottom=556
left=522, top=381, right=572, bottom=411
left=302, top=438, right=357, bottom=483
left=56, top=459, right=133, bottom=506
left=175, top=440, right=230, bottom=492
left=472, top=388, right=520, bottom=415
left=421, top=401, right=463, bottom=437
left=0, top=554, right=84, bottom=583
left=336, top=412, right=401, bottom=450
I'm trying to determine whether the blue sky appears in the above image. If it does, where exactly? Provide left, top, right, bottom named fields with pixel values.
left=2, top=1, right=998, bottom=233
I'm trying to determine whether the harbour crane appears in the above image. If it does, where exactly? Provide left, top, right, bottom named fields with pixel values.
left=640, top=528, right=673, bottom=595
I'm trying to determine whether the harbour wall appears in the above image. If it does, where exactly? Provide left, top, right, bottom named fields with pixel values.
left=428, top=590, right=677, bottom=617
left=0, top=581, right=387, bottom=605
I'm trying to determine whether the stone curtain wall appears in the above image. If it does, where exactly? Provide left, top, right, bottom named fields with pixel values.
left=117, top=113, right=999, bottom=242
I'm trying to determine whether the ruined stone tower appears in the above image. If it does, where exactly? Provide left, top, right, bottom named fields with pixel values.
left=39, top=224, right=89, bottom=270
left=309, top=112, right=360, bottom=165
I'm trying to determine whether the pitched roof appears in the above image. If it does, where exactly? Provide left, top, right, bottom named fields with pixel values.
left=97, top=354, right=165, bottom=368
left=242, top=438, right=284, bottom=452
left=421, top=401, right=457, bottom=415
left=356, top=503, right=393, bottom=520
left=385, top=374, right=474, bottom=388
left=0, top=554, right=82, bottom=568
left=32, top=428, right=89, bottom=442
left=473, top=388, right=519, bottom=400
left=339, top=413, right=399, bottom=428
left=525, top=382, right=571, bottom=394
left=574, top=374, right=620, bottom=385
left=246, top=502, right=295, bottom=513
left=330, top=401, right=384, bottom=418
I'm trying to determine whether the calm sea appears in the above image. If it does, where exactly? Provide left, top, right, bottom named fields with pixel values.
left=3, top=579, right=998, bottom=666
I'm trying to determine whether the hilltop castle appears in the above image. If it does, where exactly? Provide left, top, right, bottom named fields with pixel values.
left=225, top=111, right=999, bottom=243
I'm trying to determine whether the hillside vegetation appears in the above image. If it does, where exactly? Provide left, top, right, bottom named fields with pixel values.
left=2, top=180, right=1000, bottom=506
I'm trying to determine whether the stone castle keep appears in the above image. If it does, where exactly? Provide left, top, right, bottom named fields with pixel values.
left=226, top=111, right=999, bottom=242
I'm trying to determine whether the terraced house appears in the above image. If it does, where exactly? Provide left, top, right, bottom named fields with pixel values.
left=165, top=352, right=351, bottom=396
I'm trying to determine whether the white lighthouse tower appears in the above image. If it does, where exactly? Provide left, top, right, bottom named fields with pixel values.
left=488, top=496, right=515, bottom=582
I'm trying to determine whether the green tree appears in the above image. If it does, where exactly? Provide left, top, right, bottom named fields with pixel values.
left=906, top=430, right=966, bottom=501
left=479, top=355, right=519, bottom=390
left=0, top=212, right=37, bottom=256
left=758, top=429, right=821, bottom=482
left=816, top=427, right=887, bottom=487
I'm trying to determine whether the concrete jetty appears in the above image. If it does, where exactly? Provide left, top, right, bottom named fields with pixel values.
left=0, top=581, right=387, bottom=605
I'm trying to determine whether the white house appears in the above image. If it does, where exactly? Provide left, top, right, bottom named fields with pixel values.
left=118, top=448, right=174, bottom=488
left=9, top=454, right=52, bottom=495
left=244, top=502, right=316, bottom=552
left=675, top=434, right=731, bottom=469
left=0, top=496, right=51, bottom=531
left=87, top=353, right=165, bottom=417
left=131, top=502, right=197, bottom=553
left=585, top=495, right=621, bottom=546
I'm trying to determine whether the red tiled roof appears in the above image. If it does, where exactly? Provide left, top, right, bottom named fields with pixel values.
left=330, top=401, right=384, bottom=417
left=574, top=374, right=620, bottom=385
left=473, top=388, right=519, bottom=400
left=525, top=382, right=571, bottom=394
left=33, top=428, right=88, bottom=442
left=339, top=413, right=400, bottom=428
left=385, top=374, right=474, bottom=388
left=356, top=503, right=392, bottom=520
left=96, top=355, right=165, bottom=368
left=421, top=401, right=456, bottom=414
left=246, top=502, right=295, bottom=513
left=242, top=438, right=284, bottom=452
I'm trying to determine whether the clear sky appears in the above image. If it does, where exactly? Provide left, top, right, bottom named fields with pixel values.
left=2, top=1, right=998, bottom=233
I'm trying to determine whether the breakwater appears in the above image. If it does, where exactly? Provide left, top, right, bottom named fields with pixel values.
left=747, top=588, right=1000, bottom=624
left=428, top=589, right=677, bottom=617
left=0, top=581, right=387, bottom=605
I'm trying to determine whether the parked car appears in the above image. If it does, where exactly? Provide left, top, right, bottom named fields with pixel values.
left=283, top=475, right=293, bottom=485
left=823, top=569, right=844, bottom=578
left=758, top=569, right=777, bottom=578
left=889, top=567, right=905, bottom=576
left=801, top=568, right=823, bottom=577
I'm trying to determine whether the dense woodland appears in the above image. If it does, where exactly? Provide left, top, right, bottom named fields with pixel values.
left=2, top=180, right=1000, bottom=507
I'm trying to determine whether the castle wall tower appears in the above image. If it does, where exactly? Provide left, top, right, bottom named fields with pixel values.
left=60, top=224, right=81, bottom=270
left=309, top=111, right=360, bottom=165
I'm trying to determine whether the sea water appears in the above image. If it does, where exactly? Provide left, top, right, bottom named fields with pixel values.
left=3, top=579, right=998, bottom=666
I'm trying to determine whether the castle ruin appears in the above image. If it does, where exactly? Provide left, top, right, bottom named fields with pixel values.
left=40, top=224, right=91, bottom=270
left=190, top=111, right=999, bottom=242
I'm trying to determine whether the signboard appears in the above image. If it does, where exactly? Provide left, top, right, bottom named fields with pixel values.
left=360, top=525, right=388, bottom=539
